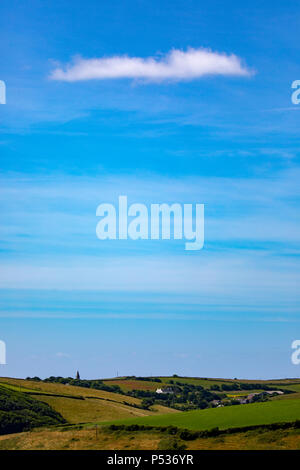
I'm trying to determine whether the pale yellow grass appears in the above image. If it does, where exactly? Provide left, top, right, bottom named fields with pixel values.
left=37, top=396, right=161, bottom=423
left=0, top=428, right=162, bottom=450
left=0, top=377, right=139, bottom=404
left=1, top=426, right=300, bottom=450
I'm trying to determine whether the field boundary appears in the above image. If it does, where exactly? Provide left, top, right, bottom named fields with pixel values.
left=26, top=392, right=85, bottom=400
left=104, top=419, right=300, bottom=440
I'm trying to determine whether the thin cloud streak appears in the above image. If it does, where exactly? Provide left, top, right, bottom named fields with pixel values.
left=50, top=48, right=253, bottom=83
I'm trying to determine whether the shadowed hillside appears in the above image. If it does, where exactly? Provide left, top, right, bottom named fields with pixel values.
left=0, top=385, right=66, bottom=435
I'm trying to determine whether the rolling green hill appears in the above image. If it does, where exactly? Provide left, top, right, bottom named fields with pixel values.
left=101, top=398, right=300, bottom=431
left=103, top=375, right=300, bottom=393
left=1, top=376, right=300, bottom=436
left=0, top=377, right=178, bottom=424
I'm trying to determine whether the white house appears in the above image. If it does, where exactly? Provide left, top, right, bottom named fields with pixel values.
left=155, top=386, right=178, bottom=394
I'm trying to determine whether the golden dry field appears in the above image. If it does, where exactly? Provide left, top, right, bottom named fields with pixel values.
left=1, top=425, right=300, bottom=450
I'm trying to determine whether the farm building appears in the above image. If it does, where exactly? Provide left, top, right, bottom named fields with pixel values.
left=155, top=386, right=181, bottom=394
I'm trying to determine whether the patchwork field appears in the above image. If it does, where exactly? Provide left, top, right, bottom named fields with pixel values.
left=1, top=375, right=300, bottom=450
left=0, top=377, right=147, bottom=404
left=103, top=377, right=239, bottom=391
left=0, top=377, right=178, bottom=425
left=104, top=379, right=159, bottom=392
left=103, top=376, right=300, bottom=392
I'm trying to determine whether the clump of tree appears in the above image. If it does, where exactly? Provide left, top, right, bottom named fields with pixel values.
left=141, top=398, right=155, bottom=409
left=127, top=384, right=224, bottom=411
left=124, top=376, right=162, bottom=383
left=206, top=381, right=289, bottom=394
left=250, top=392, right=270, bottom=403
left=0, top=385, right=66, bottom=435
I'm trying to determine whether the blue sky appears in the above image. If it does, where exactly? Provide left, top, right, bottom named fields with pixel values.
left=0, top=0, right=300, bottom=379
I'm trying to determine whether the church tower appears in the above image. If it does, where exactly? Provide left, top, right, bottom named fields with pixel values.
left=76, top=370, right=80, bottom=380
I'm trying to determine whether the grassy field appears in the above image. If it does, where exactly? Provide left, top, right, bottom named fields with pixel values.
left=37, top=395, right=177, bottom=424
left=274, top=383, right=300, bottom=392
left=159, top=377, right=232, bottom=387
left=0, top=382, right=42, bottom=393
left=100, top=399, right=300, bottom=431
left=103, top=376, right=239, bottom=391
left=1, top=424, right=300, bottom=450
left=104, top=379, right=159, bottom=392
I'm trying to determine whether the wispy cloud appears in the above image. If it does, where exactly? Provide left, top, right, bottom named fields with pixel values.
left=1, top=169, right=300, bottom=318
left=55, top=352, right=70, bottom=358
left=50, top=48, right=253, bottom=83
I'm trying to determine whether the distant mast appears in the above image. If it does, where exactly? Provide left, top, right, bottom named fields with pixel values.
left=76, top=370, right=80, bottom=380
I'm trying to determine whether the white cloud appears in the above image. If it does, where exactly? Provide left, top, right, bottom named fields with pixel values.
left=55, top=352, right=70, bottom=358
left=50, top=48, right=252, bottom=83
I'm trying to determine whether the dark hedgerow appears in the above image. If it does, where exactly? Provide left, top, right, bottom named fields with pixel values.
left=179, top=429, right=199, bottom=440
left=107, top=420, right=300, bottom=440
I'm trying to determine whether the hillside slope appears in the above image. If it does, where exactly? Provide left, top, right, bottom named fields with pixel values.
left=0, top=377, right=178, bottom=425
left=102, top=398, right=300, bottom=431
